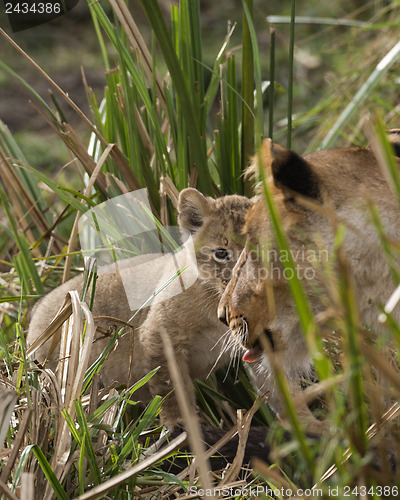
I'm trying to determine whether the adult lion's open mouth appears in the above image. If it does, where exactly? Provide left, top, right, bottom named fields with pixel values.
left=242, top=328, right=275, bottom=363
left=242, top=338, right=263, bottom=363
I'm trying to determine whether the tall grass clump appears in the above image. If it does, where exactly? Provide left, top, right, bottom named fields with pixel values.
left=0, top=0, right=268, bottom=497
left=1, top=0, right=400, bottom=498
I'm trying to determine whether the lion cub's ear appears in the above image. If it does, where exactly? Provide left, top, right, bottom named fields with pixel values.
left=178, top=188, right=213, bottom=234
left=260, top=138, right=321, bottom=202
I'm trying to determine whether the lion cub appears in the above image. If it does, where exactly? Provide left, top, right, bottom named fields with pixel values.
left=28, top=188, right=252, bottom=428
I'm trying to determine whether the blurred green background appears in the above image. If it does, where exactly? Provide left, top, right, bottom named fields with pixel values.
left=2, top=0, right=398, bottom=172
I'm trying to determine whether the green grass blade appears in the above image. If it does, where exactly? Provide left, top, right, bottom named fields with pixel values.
left=62, top=407, right=82, bottom=444
left=139, top=0, right=212, bottom=195
left=203, top=23, right=237, bottom=120
left=78, top=436, right=86, bottom=496
left=131, top=395, right=162, bottom=442
left=242, top=0, right=263, bottom=147
left=0, top=62, right=56, bottom=122
left=0, top=186, right=44, bottom=295
left=17, top=163, right=90, bottom=213
left=75, top=400, right=102, bottom=485
left=227, top=55, right=241, bottom=193
left=371, top=117, right=400, bottom=205
left=336, top=249, right=368, bottom=450
left=0, top=121, right=48, bottom=214
left=240, top=0, right=254, bottom=190
left=321, top=40, right=400, bottom=148
left=287, top=0, right=296, bottom=149
left=16, top=445, right=69, bottom=500
left=0, top=326, right=14, bottom=373
left=268, top=28, right=276, bottom=140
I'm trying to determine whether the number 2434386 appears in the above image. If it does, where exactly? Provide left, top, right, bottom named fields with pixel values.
left=5, top=3, right=62, bottom=15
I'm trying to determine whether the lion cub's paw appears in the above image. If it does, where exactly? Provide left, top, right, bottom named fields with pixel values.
left=280, top=415, right=328, bottom=437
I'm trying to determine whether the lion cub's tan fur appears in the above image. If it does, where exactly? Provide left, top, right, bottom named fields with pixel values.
left=28, top=188, right=252, bottom=427
left=218, top=133, right=400, bottom=432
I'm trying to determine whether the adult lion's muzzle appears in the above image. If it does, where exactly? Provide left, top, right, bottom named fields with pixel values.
left=217, top=306, right=228, bottom=326
left=217, top=246, right=248, bottom=326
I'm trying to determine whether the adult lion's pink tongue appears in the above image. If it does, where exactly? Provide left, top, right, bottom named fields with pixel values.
left=242, top=349, right=260, bottom=363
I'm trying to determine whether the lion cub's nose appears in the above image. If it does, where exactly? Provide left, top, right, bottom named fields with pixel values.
left=218, top=305, right=228, bottom=326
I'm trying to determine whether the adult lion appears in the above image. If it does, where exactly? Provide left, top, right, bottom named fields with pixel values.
left=218, top=132, right=400, bottom=431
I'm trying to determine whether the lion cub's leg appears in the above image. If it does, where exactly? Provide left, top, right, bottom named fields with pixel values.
left=139, top=324, right=195, bottom=429
left=278, top=380, right=326, bottom=435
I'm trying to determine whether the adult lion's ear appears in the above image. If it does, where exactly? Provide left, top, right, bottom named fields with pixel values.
left=178, top=188, right=213, bottom=234
left=260, top=138, right=322, bottom=202
left=387, top=129, right=400, bottom=157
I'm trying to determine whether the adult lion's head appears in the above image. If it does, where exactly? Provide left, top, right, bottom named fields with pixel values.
left=218, top=135, right=400, bottom=407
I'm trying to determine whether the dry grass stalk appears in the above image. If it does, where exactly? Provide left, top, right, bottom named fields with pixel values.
left=26, top=302, right=72, bottom=360
left=218, top=400, right=260, bottom=486
left=0, top=30, right=147, bottom=211
left=361, top=341, right=400, bottom=391
left=0, top=386, right=18, bottom=450
left=30, top=369, right=62, bottom=462
left=0, top=145, right=55, bottom=255
left=132, top=103, right=155, bottom=159
left=160, top=176, right=180, bottom=209
left=189, top=167, right=198, bottom=189
left=26, top=101, right=109, bottom=198
left=0, top=386, right=19, bottom=494
left=20, top=473, right=34, bottom=500
left=316, top=401, right=400, bottom=485
left=0, top=478, right=19, bottom=500
left=159, top=179, right=169, bottom=227
left=105, top=144, right=143, bottom=195
left=105, top=174, right=130, bottom=195
left=160, top=326, right=215, bottom=496
left=40, top=291, right=95, bottom=500
left=155, top=421, right=255, bottom=499
left=0, top=409, right=32, bottom=484
left=291, top=375, right=345, bottom=413
left=252, top=458, right=293, bottom=490
left=61, top=142, right=114, bottom=283
left=366, top=127, right=395, bottom=189
left=61, top=124, right=109, bottom=195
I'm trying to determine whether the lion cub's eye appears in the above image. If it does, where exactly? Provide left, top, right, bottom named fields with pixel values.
left=213, top=248, right=230, bottom=261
